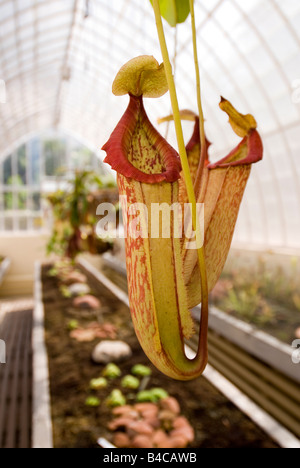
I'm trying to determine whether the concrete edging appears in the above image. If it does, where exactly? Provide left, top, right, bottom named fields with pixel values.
left=197, top=306, right=300, bottom=384
left=0, top=257, right=11, bottom=287
left=79, top=257, right=130, bottom=308
left=202, top=362, right=300, bottom=449
left=32, top=262, right=53, bottom=449
left=102, top=253, right=127, bottom=277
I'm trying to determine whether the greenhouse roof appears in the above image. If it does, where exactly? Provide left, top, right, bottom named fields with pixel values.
left=0, top=0, right=300, bottom=248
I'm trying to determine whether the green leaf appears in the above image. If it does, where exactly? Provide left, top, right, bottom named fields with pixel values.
left=150, top=0, right=190, bottom=27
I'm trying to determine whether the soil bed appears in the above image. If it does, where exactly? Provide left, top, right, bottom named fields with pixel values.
left=43, top=265, right=279, bottom=449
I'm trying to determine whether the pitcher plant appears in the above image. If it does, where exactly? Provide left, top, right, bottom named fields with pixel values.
left=102, top=1, right=263, bottom=381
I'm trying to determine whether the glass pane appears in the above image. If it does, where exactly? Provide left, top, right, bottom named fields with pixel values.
left=4, top=192, right=13, bottom=210
left=33, top=216, right=44, bottom=230
left=70, top=144, right=94, bottom=170
left=3, top=156, right=12, bottom=185
left=30, top=138, right=41, bottom=185
left=44, top=138, right=67, bottom=176
left=19, top=216, right=28, bottom=231
left=17, top=191, right=27, bottom=210
left=17, top=144, right=27, bottom=184
left=32, top=192, right=41, bottom=211
left=4, top=217, right=13, bottom=231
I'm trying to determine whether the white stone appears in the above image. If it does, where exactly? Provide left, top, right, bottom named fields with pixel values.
left=68, top=283, right=91, bottom=296
left=92, top=340, right=132, bottom=364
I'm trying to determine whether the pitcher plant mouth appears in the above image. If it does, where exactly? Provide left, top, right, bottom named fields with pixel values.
left=103, top=95, right=182, bottom=184
left=102, top=56, right=263, bottom=381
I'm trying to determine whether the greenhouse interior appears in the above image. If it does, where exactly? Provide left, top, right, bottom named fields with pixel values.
left=0, top=0, right=299, bottom=450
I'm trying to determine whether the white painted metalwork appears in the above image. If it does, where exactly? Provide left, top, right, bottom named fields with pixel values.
left=0, top=0, right=299, bottom=247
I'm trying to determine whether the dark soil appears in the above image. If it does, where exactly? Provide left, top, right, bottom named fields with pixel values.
left=43, top=265, right=279, bottom=449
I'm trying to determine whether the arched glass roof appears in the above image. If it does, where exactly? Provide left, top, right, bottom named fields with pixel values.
left=0, top=0, right=299, bottom=249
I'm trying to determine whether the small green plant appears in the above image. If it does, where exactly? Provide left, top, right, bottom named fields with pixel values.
left=136, top=391, right=154, bottom=403
left=136, top=388, right=168, bottom=403
left=60, top=285, right=72, bottom=299
left=47, top=171, right=118, bottom=259
left=68, top=320, right=79, bottom=331
left=48, top=267, right=59, bottom=277
left=151, top=388, right=169, bottom=401
left=131, top=364, right=152, bottom=377
left=90, top=377, right=108, bottom=390
left=121, top=375, right=140, bottom=390
left=102, top=364, right=122, bottom=379
left=106, top=390, right=126, bottom=408
left=223, top=286, right=274, bottom=326
left=85, top=396, right=101, bottom=407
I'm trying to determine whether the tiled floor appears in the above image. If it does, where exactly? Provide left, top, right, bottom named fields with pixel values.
left=0, top=298, right=33, bottom=448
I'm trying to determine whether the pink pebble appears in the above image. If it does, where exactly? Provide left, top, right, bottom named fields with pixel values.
left=73, top=295, right=101, bottom=309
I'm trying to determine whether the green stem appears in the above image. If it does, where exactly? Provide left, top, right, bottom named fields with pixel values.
left=152, top=0, right=208, bottom=350
left=189, top=0, right=206, bottom=176
left=165, top=26, right=178, bottom=141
